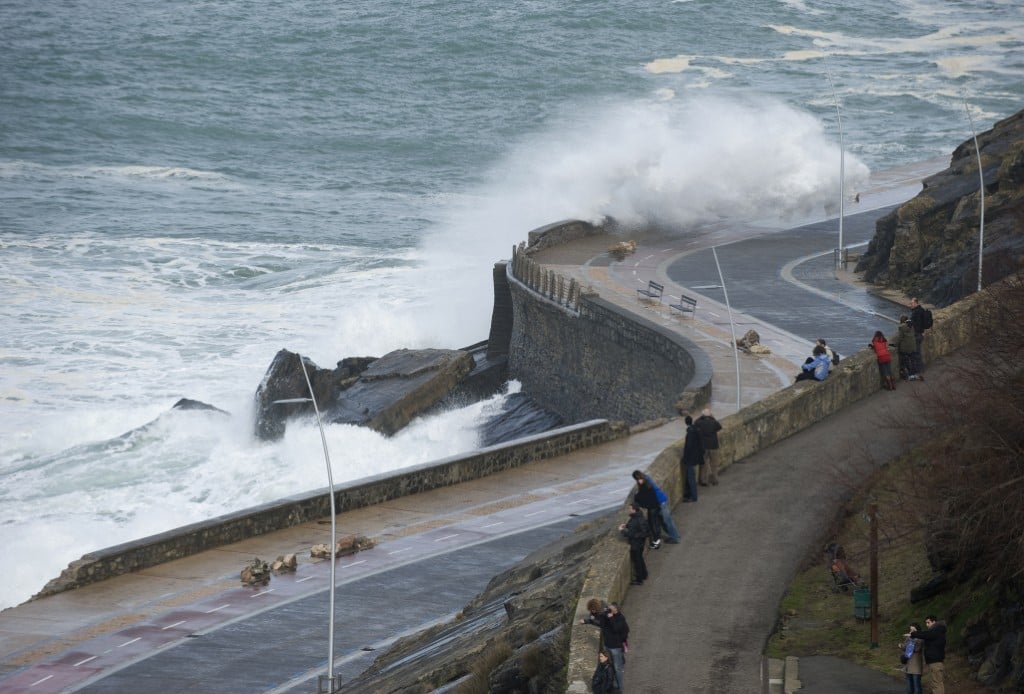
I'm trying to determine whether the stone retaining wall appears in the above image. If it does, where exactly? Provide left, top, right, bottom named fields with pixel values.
left=506, top=267, right=713, bottom=425
left=565, top=287, right=989, bottom=691
left=35, top=419, right=628, bottom=599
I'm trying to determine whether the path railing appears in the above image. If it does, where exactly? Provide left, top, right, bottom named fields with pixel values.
left=510, top=242, right=582, bottom=313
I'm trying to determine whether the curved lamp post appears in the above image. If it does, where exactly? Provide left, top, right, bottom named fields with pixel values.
left=825, top=59, right=846, bottom=273
left=963, top=98, right=985, bottom=292
left=273, top=352, right=340, bottom=694
left=711, top=247, right=742, bottom=412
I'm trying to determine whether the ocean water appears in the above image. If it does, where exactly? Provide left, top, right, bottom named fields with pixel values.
left=1, top=0, right=1021, bottom=609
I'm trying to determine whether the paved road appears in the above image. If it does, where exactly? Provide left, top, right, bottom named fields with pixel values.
left=75, top=514, right=604, bottom=694
left=665, top=205, right=907, bottom=361
left=0, top=164, right=939, bottom=693
left=620, top=359, right=942, bottom=692
left=0, top=422, right=683, bottom=693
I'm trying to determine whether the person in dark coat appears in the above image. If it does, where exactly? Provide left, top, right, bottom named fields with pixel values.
left=590, top=649, right=620, bottom=694
left=896, top=315, right=921, bottom=381
left=619, top=502, right=649, bottom=585
left=680, top=415, right=704, bottom=501
left=694, top=408, right=723, bottom=486
left=916, top=615, right=946, bottom=694
left=631, top=470, right=664, bottom=548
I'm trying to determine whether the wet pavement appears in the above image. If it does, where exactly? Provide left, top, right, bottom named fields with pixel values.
left=0, top=161, right=942, bottom=692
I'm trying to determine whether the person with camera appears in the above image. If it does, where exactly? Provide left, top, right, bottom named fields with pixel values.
left=916, top=615, right=947, bottom=694
left=580, top=599, right=629, bottom=692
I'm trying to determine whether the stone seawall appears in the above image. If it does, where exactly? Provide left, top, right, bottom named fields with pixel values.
left=506, top=264, right=713, bottom=425
left=35, top=419, right=628, bottom=599
left=565, top=286, right=989, bottom=692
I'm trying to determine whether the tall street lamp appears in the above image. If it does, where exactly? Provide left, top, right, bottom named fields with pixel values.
left=825, top=59, right=846, bottom=273
left=273, top=352, right=341, bottom=694
left=963, top=97, right=985, bottom=292
left=711, top=247, right=742, bottom=412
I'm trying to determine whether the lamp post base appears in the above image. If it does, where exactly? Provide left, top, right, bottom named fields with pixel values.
left=318, top=674, right=342, bottom=693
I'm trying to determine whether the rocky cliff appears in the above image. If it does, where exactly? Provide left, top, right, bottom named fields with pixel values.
left=338, top=515, right=613, bottom=693
left=856, top=108, right=1024, bottom=307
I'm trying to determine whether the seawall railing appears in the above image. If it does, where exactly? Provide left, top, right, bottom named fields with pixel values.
left=510, top=242, right=582, bottom=314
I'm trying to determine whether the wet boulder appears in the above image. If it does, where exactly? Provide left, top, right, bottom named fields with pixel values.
left=253, top=348, right=474, bottom=440
left=253, top=350, right=375, bottom=440
left=325, top=348, right=475, bottom=435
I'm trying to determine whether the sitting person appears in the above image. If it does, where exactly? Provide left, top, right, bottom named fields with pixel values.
left=830, top=546, right=863, bottom=586
left=816, top=337, right=839, bottom=365
left=795, top=344, right=831, bottom=382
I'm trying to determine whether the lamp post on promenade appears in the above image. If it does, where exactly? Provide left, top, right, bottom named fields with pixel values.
left=273, top=352, right=341, bottom=694
left=825, top=60, right=846, bottom=273
left=711, top=247, right=742, bottom=412
left=963, top=97, right=986, bottom=292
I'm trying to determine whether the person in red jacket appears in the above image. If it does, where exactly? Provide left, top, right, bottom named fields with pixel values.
left=870, top=330, right=896, bottom=391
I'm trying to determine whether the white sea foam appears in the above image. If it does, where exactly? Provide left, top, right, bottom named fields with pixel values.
left=3, top=0, right=1022, bottom=614
left=645, top=55, right=694, bottom=74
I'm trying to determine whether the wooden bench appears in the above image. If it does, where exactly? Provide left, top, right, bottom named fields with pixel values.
left=637, top=280, right=664, bottom=303
left=669, top=293, right=697, bottom=317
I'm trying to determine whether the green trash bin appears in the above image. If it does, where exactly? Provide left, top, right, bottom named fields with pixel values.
left=853, top=587, right=871, bottom=620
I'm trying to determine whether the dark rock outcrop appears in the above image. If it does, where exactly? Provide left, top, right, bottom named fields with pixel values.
left=339, top=515, right=613, bottom=693
left=253, top=350, right=375, bottom=440
left=253, top=348, right=475, bottom=440
left=171, top=398, right=229, bottom=414
left=857, top=109, right=1024, bottom=307
left=325, top=348, right=475, bottom=434
left=478, top=392, right=564, bottom=447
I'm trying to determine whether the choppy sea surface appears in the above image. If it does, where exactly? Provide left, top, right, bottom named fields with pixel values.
left=1, top=0, right=1022, bottom=609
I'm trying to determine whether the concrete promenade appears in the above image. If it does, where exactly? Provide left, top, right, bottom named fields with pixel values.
left=0, top=162, right=939, bottom=692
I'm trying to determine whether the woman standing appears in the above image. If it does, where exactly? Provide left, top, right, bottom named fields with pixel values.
left=590, top=649, right=620, bottom=693
left=900, top=623, right=924, bottom=694
left=870, top=331, right=896, bottom=391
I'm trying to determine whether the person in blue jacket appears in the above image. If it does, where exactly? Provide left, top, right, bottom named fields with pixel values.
left=631, top=470, right=680, bottom=546
left=795, top=344, right=831, bottom=382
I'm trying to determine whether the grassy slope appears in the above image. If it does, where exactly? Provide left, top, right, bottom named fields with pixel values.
left=765, top=452, right=992, bottom=693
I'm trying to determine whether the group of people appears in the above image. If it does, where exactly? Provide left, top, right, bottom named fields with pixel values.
left=899, top=616, right=946, bottom=694
left=795, top=338, right=839, bottom=382
left=870, top=296, right=932, bottom=388
left=590, top=410, right=723, bottom=691
left=798, top=297, right=932, bottom=389
left=581, top=599, right=629, bottom=693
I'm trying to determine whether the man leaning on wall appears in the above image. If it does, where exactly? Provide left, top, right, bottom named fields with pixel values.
left=695, top=408, right=723, bottom=486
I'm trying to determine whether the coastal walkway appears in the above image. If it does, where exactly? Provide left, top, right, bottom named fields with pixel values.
left=0, top=163, right=938, bottom=692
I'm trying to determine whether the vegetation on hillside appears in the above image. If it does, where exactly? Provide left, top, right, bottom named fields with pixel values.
left=769, top=274, right=1024, bottom=691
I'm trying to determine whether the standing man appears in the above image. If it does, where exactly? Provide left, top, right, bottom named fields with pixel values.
left=680, top=415, right=704, bottom=502
left=619, top=502, right=649, bottom=585
left=897, top=315, right=921, bottom=381
left=916, top=614, right=946, bottom=694
left=695, top=408, right=723, bottom=486
left=910, top=297, right=929, bottom=373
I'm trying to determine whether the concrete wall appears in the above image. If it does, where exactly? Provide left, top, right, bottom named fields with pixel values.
left=506, top=270, right=712, bottom=425
left=565, top=287, right=989, bottom=692
left=35, top=419, right=628, bottom=599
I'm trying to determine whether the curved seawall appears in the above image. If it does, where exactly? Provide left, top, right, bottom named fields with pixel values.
left=502, top=251, right=712, bottom=425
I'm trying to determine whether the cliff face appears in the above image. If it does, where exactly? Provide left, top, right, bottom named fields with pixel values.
left=856, top=108, right=1024, bottom=307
